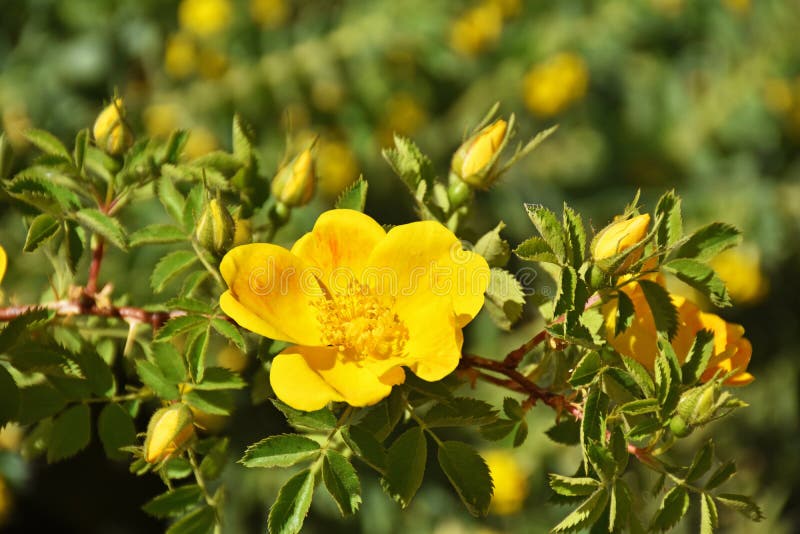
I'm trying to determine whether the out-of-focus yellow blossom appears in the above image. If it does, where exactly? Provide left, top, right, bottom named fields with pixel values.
left=219, top=209, right=490, bottom=410
left=93, top=98, right=133, bottom=156
left=489, top=0, right=521, bottom=18
left=710, top=246, right=769, bottom=305
left=0, top=476, right=11, bottom=526
left=449, top=2, right=503, bottom=57
left=592, top=214, right=651, bottom=271
left=217, top=345, right=250, bottom=373
left=451, top=119, right=508, bottom=189
left=178, top=0, right=233, bottom=37
left=184, top=127, right=218, bottom=160
left=651, top=0, right=684, bottom=17
left=271, top=148, right=316, bottom=208
left=233, top=216, right=253, bottom=247
left=311, top=79, right=345, bottom=112
left=317, top=140, right=359, bottom=196
left=250, top=0, right=289, bottom=29
left=144, top=103, right=181, bottom=138
left=523, top=53, right=589, bottom=117
left=0, top=423, right=21, bottom=451
left=603, top=281, right=754, bottom=386
left=378, top=93, right=428, bottom=147
left=198, top=47, right=229, bottom=79
left=483, top=450, right=528, bottom=515
left=1, top=105, right=31, bottom=149
left=164, top=33, right=198, bottom=79
left=763, top=79, right=793, bottom=114
left=144, top=404, right=195, bottom=463
left=723, top=0, right=750, bottom=15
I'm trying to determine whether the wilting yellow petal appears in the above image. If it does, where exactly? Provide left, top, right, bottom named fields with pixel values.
left=367, top=220, right=490, bottom=326
left=220, top=243, right=323, bottom=345
left=291, top=209, right=386, bottom=289
left=270, top=346, right=344, bottom=411
left=271, top=345, right=400, bottom=409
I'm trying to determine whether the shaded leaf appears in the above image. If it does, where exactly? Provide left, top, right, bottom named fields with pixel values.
left=268, top=469, right=315, bottom=534
left=98, top=403, right=136, bottom=461
left=322, top=450, right=361, bottom=515
left=47, top=404, right=91, bottom=463
left=24, top=213, right=60, bottom=252
left=75, top=209, right=128, bottom=250
left=381, top=426, right=427, bottom=508
left=142, top=485, right=203, bottom=518
left=437, top=441, right=493, bottom=517
left=240, top=434, right=320, bottom=468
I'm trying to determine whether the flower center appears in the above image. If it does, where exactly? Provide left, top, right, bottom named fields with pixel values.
left=314, top=280, right=409, bottom=361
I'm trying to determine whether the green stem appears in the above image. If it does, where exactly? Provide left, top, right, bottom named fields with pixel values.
left=404, top=397, right=444, bottom=447
left=191, top=240, right=225, bottom=288
left=188, top=448, right=221, bottom=520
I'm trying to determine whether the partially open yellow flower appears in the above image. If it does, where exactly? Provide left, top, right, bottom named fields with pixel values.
left=452, top=119, right=508, bottom=189
left=603, top=282, right=753, bottom=385
left=220, top=209, right=490, bottom=410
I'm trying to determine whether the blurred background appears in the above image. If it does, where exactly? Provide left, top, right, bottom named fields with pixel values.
left=1, top=0, right=799, bottom=532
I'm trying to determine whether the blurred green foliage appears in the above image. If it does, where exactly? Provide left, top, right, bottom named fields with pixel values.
left=1, top=0, right=800, bottom=532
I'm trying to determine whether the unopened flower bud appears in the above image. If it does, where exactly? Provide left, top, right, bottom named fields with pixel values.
left=592, top=214, right=650, bottom=271
left=144, top=404, right=194, bottom=463
left=451, top=119, right=508, bottom=189
left=233, top=216, right=252, bottom=246
left=93, top=98, right=134, bottom=156
left=271, top=148, right=315, bottom=207
left=196, top=198, right=235, bottom=255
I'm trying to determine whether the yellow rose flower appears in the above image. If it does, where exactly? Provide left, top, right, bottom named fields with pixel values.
left=603, top=282, right=753, bottom=386
left=219, top=209, right=490, bottom=410
left=483, top=450, right=528, bottom=515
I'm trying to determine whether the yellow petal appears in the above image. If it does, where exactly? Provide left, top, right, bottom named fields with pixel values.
left=291, top=209, right=386, bottom=289
left=366, top=220, right=490, bottom=326
left=404, top=307, right=464, bottom=381
left=270, top=347, right=344, bottom=411
left=219, top=243, right=323, bottom=345
left=0, top=244, right=6, bottom=284
left=272, top=345, right=398, bottom=408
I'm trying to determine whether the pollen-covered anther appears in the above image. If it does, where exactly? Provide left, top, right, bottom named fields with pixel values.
left=314, top=280, right=409, bottom=360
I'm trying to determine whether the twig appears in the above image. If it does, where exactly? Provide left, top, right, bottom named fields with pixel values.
left=85, top=238, right=105, bottom=296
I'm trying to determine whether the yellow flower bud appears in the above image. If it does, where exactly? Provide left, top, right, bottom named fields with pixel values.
left=271, top=148, right=316, bottom=207
left=233, top=216, right=253, bottom=246
left=592, top=214, right=650, bottom=269
left=93, top=98, right=133, bottom=156
left=451, top=119, right=508, bottom=189
left=144, top=404, right=194, bottom=463
left=196, top=198, right=235, bottom=255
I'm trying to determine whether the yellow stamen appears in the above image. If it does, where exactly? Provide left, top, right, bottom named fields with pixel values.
left=314, top=280, right=408, bottom=361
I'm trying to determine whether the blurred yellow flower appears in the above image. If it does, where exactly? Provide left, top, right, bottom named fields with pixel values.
left=0, top=423, right=22, bottom=451
left=651, top=0, right=684, bottom=17
left=317, top=140, right=359, bottom=196
left=219, top=209, right=490, bottom=410
left=762, top=78, right=793, bottom=114
left=449, top=2, right=503, bottom=57
left=710, top=246, right=769, bottom=305
left=723, top=0, right=750, bottom=15
left=378, top=93, right=428, bottom=147
left=484, top=450, right=528, bottom=515
left=1, top=105, right=31, bottom=149
left=184, top=127, right=218, bottom=160
left=217, top=345, right=250, bottom=373
left=604, top=281, right=754, bottom=385
left=178, top=0, right=233, bottom=37
left=198, top=47, right=229, bottom=79
left=250, top=0, right=289, bottom=29
left=164, top=33, right=197, bottom=79
left=144, top=103, right=181, bottom=138
left=523, top=53, right=589, bottom=117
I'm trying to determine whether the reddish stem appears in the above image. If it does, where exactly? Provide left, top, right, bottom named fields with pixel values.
left=85, top=239, right=105, bottom=296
